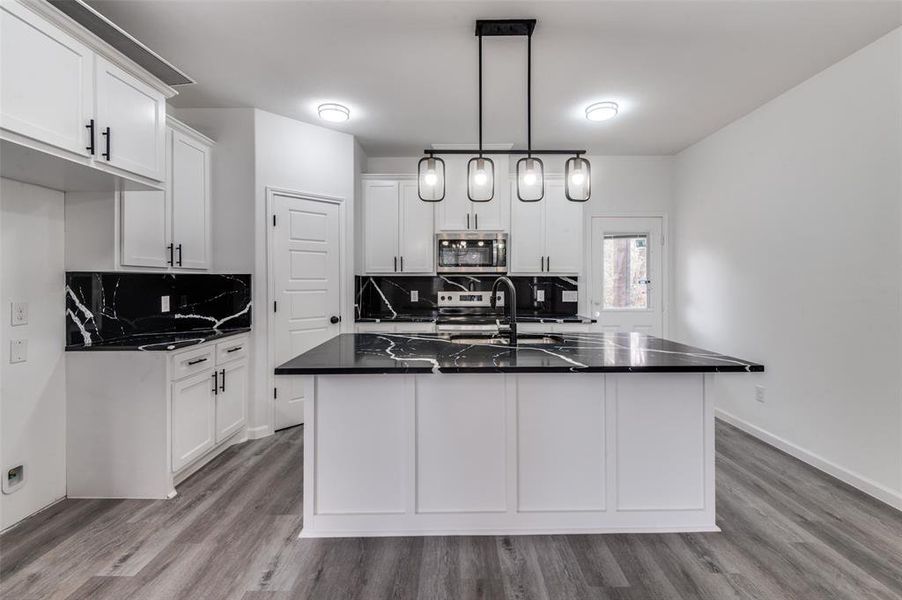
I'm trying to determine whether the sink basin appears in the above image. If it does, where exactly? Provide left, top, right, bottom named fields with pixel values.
left=447, top=334, right=564, bottom=346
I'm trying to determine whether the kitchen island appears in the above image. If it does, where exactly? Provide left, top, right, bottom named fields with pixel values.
left=276, top=332, right=763, bottom=538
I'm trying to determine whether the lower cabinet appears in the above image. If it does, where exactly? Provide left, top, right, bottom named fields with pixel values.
left=66, top=333, right=250, bottom=499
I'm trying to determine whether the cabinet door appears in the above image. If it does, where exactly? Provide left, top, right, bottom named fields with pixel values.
left=170, top=129, right=211, bottom=270
left=544, top=180, right=583, bottom=274
left=95, top=56, right=166, bottom=181
left=171, top=370, right=216, bottom=472
left=435, top=157, right=471, bottom=231
left=215, top=360, right=247, bottom=443
left=509, top=181, right=545, bottom=274
left=121, top=190, right=169, bottom=268
left=0, top=1, right=93, bottom=156
left=363, top=180, right=400, bottom=273
left=470, top=161, right=508, bottom=231
left=399, top=181, right=434, bottom=273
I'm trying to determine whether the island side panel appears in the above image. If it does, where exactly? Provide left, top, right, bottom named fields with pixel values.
left=303, top=372, right=716, bottom=537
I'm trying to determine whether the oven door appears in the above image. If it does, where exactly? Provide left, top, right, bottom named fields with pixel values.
left=436, top=233, right=507, bottom=273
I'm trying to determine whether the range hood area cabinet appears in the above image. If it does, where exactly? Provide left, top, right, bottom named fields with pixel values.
left=66, top=118, right=213, bottom=271
left=362, top=177, right=434, bottom=274
left=509, top=178, right=583, bottom=275
left=0, top=0, right=172, bottom=187
left=435, top=155, right=509, bottom=231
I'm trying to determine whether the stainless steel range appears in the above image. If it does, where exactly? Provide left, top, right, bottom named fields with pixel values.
left=435, top=289, right=506, bottom=333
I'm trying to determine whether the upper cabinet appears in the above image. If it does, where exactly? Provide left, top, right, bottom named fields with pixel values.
left=121, top=119, right=213, bottom=270
left=362, top=177, right=434, bottom=274
left=0, top=0, right=176, bottom=189
left=435, top=156, right=509, bottom=231
left=509, top=178, right=583, bottom=275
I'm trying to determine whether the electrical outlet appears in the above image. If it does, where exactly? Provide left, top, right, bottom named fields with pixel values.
left=161, top=296, right=170, bottom=313
left=3, top=464, right=25, bottom=494
left=562, top=290, right=578, bottom=303
left=495, top=291, right=505, bottom=307
left=9, top=340, right=26, bottom=364
left=410, top=290, right=419, bottom=302
left=536, top=289, right=545, bottom=302
left=755, top=385, right=766, bottom=403
left=10, top=302, right=27, bottom=326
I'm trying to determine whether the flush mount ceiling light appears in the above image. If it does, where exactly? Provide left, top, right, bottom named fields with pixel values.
left=317, top=103, right=350, bottom=123
left=419, top=19, right=591, bottom=204
left=585, top=101, right=619, bottom=122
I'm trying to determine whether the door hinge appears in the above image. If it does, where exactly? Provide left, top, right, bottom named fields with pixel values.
left=274, top=387, right=278, bottom=399
left=273, top=214, right=277, bottom=227
left=273, top=300, right=277, bottom=312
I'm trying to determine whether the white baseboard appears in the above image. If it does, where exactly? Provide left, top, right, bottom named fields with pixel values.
left=245, top=425, right=274, bottom=440
left=299, top=524, right=721, bottom=539
left=715, top=409, right=902, bottom=512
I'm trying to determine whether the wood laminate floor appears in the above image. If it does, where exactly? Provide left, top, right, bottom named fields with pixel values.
left=2, top=420, right=901, bottom=600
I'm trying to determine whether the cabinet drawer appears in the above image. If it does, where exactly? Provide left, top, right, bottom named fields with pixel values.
left=216, top=336, right=249, bottom=365
left=171, top=345, right=216, bottom=381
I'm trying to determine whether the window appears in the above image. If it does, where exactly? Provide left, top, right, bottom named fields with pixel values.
left=603, top=233, right=649, bottom=309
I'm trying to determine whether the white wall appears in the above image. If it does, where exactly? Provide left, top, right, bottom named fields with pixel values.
left=253, top=109, right=356, bottom=435
left=0, top=178, right=66, bottom=530
left=672, top=28, right=902, bottom=507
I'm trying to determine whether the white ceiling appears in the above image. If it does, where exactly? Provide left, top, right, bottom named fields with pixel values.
left=89, top=0, right=901, bottom=156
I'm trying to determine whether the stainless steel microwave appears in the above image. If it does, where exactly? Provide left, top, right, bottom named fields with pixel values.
left=436, top=232, right=507, bottom=273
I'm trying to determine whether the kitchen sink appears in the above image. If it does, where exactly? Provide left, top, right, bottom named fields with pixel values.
left=447, top=334, right=564, bottom=346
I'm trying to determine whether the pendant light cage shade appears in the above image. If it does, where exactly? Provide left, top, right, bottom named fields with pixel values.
left=417, top=156, right=445, bottom=202
left=565, top=156, right=591, bottom=202
left=467, top=156, right=495, bottom=202
left=516, top=157, right=544, bottom=202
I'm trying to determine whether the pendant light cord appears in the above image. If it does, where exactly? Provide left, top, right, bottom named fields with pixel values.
left=527, top=32, right=532, bottom=159
left=478, top=34, right=483, bottom=158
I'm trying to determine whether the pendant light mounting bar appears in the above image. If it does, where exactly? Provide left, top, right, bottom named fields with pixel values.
left=425, top=149, right=585, bottom=156
left=474, top=19, right=536, bottom=37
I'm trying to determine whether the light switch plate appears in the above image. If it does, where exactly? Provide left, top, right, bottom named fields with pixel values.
left=562, top=290, right=578, bottom=303
left=536, top=289, right=546, bottom=302
left=10, top=302, right=27, bottom=326
left=161, top=296, right=170, bottom=313
left=10, top=340, right=26, bottom=364
left=410, top=290, right=419, bottom=302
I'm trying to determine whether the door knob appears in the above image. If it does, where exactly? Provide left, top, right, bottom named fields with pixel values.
left=330, top=316, right=341, bottom=324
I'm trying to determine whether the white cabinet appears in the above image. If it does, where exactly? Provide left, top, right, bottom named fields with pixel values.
left=216, top=360, right=248, bottom=443
left=120, top=118, right=212, bottom=270
left=435, top=156, right=509, bottom=231
left=94, top=56, right=166, bottom=181
left=0, top=0, right=174, bottom=189
left=0, top=0, right=94, bottom=157
left=171, top=369, right=217, bottom=472
left=510, top=179, right=583, bottom=275
left=362, top=177, right=434, bottom=274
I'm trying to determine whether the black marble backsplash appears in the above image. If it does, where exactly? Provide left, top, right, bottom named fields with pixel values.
left=355, top=275, right=578, bottom=320
left=66, top=272, right=251, bottom=347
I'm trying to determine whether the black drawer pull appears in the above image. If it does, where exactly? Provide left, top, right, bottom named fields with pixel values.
left=212, top=370, right=218, bottom=394
left=226, top=346, right=242, bottom=353
left=187, top=357, right=208, bottom=366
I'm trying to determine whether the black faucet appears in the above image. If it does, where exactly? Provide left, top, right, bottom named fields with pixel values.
left=490, top=276, right=517, bottom=347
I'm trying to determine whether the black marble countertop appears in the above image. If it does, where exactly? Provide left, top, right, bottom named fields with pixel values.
left=356, top=312, right=596, bottom=324
left=65, top=328, right=251, bottom=352
left=275, top=332, right=764, bottom=375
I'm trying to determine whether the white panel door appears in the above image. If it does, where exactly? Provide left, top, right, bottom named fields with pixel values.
left=215, top=360, right=247, bottom=443
left=544, top=180, right=583, bottom=274
left=363, top=180, right=399, bottom=273
left=591, top=217, right=664, bottom=336
left=435, top=157, right=471, bottom=231
left=509, top=181, right=545, bottom=273
left=120, top=190, right=168, bottom=267
left=95, top=56, right=166, bottom=181
left=399, top=180, right=434, bottom=273
left=0, top=1, right=93, bottom=156
left=171, top=370, right=216, bottom=472
left=169, top=129, right=211, bottom=270
left=272, top=194, right=341, bottom=429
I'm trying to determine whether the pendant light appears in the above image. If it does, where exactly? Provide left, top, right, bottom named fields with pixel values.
left=468, top=33, right=494, bottom=202
left=417, top=155, right=445, bottom=201
left=419, top=19, right=593, bottom=204
left=516, top=33, right=543, bottom=202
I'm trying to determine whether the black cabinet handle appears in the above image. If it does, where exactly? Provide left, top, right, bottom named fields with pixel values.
left=85, top=119, right=95, bottom=155
left=212, top=370, right=218, bottom=394
left=546, top=256, right=550, bottom=271
left=393, top=256, right=397, bottom=272
left=467, top=214, right=470, bottom=229
left=220, top=369, right=226, bottom=392
left=540, top=256, right=545, bottom=272
left=167, top=243, right=174, bottom=266
left=226, top=346, right=242, bottom=353
left=187, top=357, right=207, bottom=366
left=101, top=127, right=111, bottom=160
left=176, top=244, right=183, bottom=267
left=400, top=256, right=404, bottom=272
left=475, top=214, right=478, bottom=229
